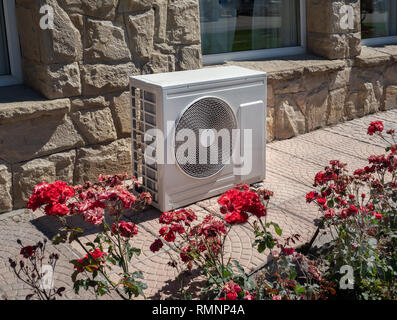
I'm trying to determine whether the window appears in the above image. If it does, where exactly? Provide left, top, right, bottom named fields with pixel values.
left=361, top=0, right=397, bottom=45
left=199, top=0, right=306, bottom=65
left=0, top=0, right=22, bottom=86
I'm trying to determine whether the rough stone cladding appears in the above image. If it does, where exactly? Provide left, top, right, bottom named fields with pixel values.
left=0, top=0, right=396, bottom=213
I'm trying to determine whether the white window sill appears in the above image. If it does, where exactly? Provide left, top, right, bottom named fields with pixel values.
left=362, top=36, right=397, bottom=47
left=203, top=46, right=307, bottom=66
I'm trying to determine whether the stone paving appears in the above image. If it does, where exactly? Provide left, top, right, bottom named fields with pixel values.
left=0, top=109, right=396, bottom=300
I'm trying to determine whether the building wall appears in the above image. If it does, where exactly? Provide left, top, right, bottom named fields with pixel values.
left=0, top=0, right=396, bottom=213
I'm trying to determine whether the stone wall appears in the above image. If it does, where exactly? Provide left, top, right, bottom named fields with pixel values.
left=1, top=1, right=397, bottom=213
left=16, top=0, right=202, bottom=99
left=0, top=0, right=202, bottom=212
left=227, top=46, right=397, bottom=142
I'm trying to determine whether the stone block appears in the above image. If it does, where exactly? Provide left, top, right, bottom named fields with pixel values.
left=357, top=82, right=380, bottom=116
left=167, top=0, right=200, bottom=44
left=0, top=114, right=84, bottom=163
left=385, top=86, right=397, bottom=110
left=12, top=149, right=76, bottom=209
left=275, top=97, right=306, bottom=139
left=305, top=86, right=329, bottom=131
left=354, top=46, right=392, bottom=67
left=142, top=53, right=171, bottom=74
left=12, top=158, right=56, bottom=209
left=81, top=63, right=139, bottom=95
left=109, top=91, right=132, bottom=136
left=70, top=95, right=110, bottom=111
left=327, top=88, right=347, bottom=125
left=177, top=45, right=202, bottom=71
left=47, top=150, right=76, bottom=184
left=15, top=6, right=41, bottom=62
left=384, top=64, right=397, bottom=84
left=118, top=0, right=153, bottom=12
left=266, top=107, right=275, bottom=142
left=81, top=0, right=117, bottom=19
left=72, top=107, right=117, bottom=144
left=329, top=68, right=351, bottom=90
left=84, top=19, right=131, bottom=63
left=40, top=0, right=82, bottom=64
left=126, top=10, right=155, bottom=62
left=23, top=62, right=82, bottom=99
left=0, top=97, right=71, bottom=124
left=74, top=139, right=132, bottom=185
left=0, top=161, right=12, bottom=213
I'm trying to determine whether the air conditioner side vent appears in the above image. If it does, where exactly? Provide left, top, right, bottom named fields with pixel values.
left=131, top=87, right=159, bottom=204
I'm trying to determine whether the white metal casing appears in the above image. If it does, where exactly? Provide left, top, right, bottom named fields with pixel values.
left=130, top=66, right=267, bottom=212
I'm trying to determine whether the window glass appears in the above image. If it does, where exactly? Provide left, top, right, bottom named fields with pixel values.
left=199, top=0, right=301, bottom=55
left=0, top=0, right=10, bottom=76
left=361, top=0, right=397, bottom=39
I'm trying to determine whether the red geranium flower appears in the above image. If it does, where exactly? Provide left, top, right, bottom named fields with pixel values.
left=111, top=221, right=138, bottom=238
left=20, top=246, right=35, bottom=258
left=150, top=239, right=163, bottom=253
left=367, top=121, right=384, bottom=135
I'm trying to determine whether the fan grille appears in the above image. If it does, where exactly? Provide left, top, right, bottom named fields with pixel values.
left=175, top=97, right=237, bottom=178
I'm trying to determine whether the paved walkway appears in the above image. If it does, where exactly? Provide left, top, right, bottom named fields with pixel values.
left=0, top=109, right=396, bottom=300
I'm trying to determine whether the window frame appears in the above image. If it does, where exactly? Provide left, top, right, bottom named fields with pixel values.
left=361, top=0, right=397, bottom=46
left=0, top=0, right=22, bottom=87
left=202, top=0, right=307, bottom=65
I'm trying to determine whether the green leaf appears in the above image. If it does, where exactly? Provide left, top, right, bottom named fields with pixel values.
left=257, top=241, right=267, bottom=253
left=295, top=285, right=306, bottom=294
left=131, top=271, right=144, bottom=279
left=52, top=233, right=67, bottom=245
left=271, top=222, right=282, bottom=236
left=233, top=260, right=246, bottom=277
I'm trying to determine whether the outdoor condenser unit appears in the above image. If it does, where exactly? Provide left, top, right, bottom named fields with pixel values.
left=130, top=66, right=267, bottom=212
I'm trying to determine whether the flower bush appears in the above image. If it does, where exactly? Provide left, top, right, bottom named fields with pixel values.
left=12, top=120, right=395, bottom=301
left=306, top=121, right=397, bottom=299
left=8, top=239, right=65, bottom=300
left=26, top=174, right=152, bottom=300
left=150, top=185, right=330, bottom=300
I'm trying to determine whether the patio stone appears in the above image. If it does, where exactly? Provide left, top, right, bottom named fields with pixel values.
left=0, top=110, right=396, bottom=299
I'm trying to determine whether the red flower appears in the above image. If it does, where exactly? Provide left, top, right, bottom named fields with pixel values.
left=150, top=239, right=163, bottom=253
left=164, top=230, right=176, bottom=242
left=282, top=247, right=295, bottom=256
left=316, top=198, right=327, bottom=205
left=224, top=210, right=249, bottom=224
left=367, top=121, right=384, bottom=135
left=45, top=203, right=70, bottom=216
left=75, top=248, right=107, bottom=273
left=347, top=205, right=358, bottom=216
left=226, top=292, right=238, bottom=300
left=324, top=209, right=335, bottom=219
left=111, top=221, right=138, bottom=238
left=305, top=191, right=318, bottom=203
left=371, top=211, right=382, bottom=220
left=180, top=246, right=192, bottom=263
left=27, top=181, right=75, bottom=212
left=20, top=246, right=35, bottom=258
left=218, top=185, right=265, bottom=224
left=222, top=280, right=242, bottom=300
left=159, top=226, right=168, bottom=236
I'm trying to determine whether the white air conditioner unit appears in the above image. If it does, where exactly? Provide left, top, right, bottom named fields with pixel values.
left=130, top=66, right=267, bottom=212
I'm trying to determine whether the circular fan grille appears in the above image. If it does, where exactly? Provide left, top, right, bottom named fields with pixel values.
left=175, top=97, right=237, bottom=178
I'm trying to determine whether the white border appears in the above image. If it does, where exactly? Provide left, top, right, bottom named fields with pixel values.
left=0, top=0, right=22, bottom=87
left=203, top=0, right=307, bottom=65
